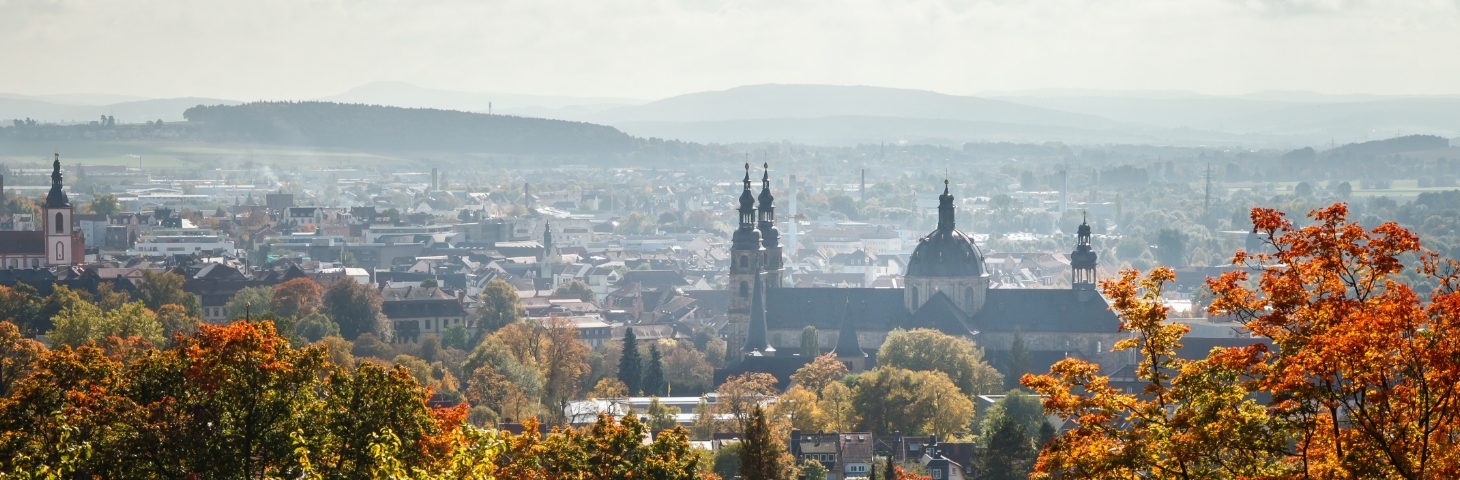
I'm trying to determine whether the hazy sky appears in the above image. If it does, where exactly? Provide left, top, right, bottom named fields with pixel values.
left=3, top=0, right=1458, bottom=101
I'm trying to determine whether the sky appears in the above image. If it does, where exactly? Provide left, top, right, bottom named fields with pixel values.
left=2, top=0, right=1458, bottom=101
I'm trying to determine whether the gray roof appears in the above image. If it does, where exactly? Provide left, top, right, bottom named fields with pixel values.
left=972, top=289, right=1119, bottom=333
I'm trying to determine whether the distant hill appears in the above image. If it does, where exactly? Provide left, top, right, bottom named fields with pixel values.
left=586, top=84, right=1119, bottom=129
left=316, top=81, right=646, bottom=117
left=1325, top=135, right=1450, bottom=157
left=0, top=96, right=240, bottom=123
left=182, top=101, right=635, bottom=154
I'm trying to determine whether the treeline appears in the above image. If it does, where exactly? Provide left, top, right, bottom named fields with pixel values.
left=182, top=102, right=636, bottom=154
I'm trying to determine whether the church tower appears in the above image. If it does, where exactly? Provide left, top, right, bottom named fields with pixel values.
left=756, top=163, right=783, bottom=288
left=1071, top=213, right=1098, bottom=290
left=727, top=163, right=763, bottom=357
left=540, top=222, right=554, bottom=282
left=43, top=153, right=75, bottom=266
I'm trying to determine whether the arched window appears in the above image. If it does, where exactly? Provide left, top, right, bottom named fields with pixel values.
left=56, top=242, right=64, bottom=261
left=55, top=213, right=64, bottom=233
left=910, top=287, right=920, bottom=306
left=740, top=281, right=750, bottom=297
left=965, top=287, right=976, bottom=312
left=740, top=256, right=749, bottom=269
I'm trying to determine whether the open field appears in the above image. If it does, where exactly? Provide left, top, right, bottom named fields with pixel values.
left=0, top=140, right=413, bottom=169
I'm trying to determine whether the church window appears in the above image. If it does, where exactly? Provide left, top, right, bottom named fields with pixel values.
left=55, top=242, right=64, bottom=261
left=740, top=281, right=749, bottom=297
left=740, top=256, right=749, bottom=269
left=55, top=213, right=64, bottom=233
left=910, top=287, right=919, bottom=305
left=965, top=287, right=976, bottom=311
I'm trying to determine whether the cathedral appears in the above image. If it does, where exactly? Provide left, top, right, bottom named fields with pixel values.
left=723, top=164, right=1128, bottom=380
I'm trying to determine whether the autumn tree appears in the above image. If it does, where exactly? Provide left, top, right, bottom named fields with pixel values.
left=716, top=372, right=780, bottom=432
left=271, top=277, right=322, bottom=318
left=135, top=270, right=201, bottom=317
left=877, top=328, right=1003, bottom=397
left=0, top=284, right=42, bottom=335
left=646, top=396, right=682, bottom=431
left=0, top=321, right=42, bottom=397
left=790, top=353, right=849, bottom=393
left=322, top=279, right=387, bottom=340
left=476, top=279, right=521, bottom=333
left=818, top=382, right=856, bottom=432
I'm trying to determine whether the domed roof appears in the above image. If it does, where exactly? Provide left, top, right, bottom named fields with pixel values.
left=906, top=181, right=984, bottom=277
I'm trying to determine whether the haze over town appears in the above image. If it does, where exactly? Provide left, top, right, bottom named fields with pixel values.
left=1, top=1, right=1459, bottom=479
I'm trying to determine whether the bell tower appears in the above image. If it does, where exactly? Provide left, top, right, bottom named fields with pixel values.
left=43, top=153, right=75, bottom=266
left=756, top=162, right=783, bottom=288
left=1071, top=212, right=1098, bottom=290
left=726, top=163, right=763, bottom=357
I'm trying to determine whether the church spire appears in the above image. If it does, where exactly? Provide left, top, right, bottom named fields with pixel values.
left=757, top=162, right=779, bottom=249
left=1071, top=211, right=1098, bottom=290
left=833, top=299, right=865, bottom=358
left=45, top=153, right=70, bottom=208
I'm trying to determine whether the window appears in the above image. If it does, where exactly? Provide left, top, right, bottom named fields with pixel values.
left=55, top=242, right=63, bottom=261
left=740, top=256, right=749, bottom=269
left=55, top=212, right=63, bottom=233
left=965, top=287, right=976, bottom=311
left=740, top=281, right=749, bottom=297
left=931, top=470, right=942, bottom=479
left=910, top=287, right=919, bottom=305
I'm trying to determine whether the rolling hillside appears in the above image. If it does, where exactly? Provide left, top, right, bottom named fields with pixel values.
left=182, top=102, right=635, bottom=154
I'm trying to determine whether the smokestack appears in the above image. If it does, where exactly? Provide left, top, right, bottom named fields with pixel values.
left=431, top=168, right=439, bottom=191
left=860, top=169, right=866, bottom=203
left=1059, top=170, right=1068, bottom=217
left=525, top=182, right=532, bottom=209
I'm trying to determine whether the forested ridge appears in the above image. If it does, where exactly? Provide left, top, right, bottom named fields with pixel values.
left=182, top=102, right=636, bottom=154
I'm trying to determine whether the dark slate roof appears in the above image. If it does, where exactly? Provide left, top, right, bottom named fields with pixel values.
left=764, top=288, right=909, bottom=332
left=906, top=227, right=984, bottom=277
left=971, top=289, right=1119, bottom=333
left=685, top=290, right=728, bottom=317
left=0, top=232, right=44, bottom=254
left=715, top=355, right=815, bottom=390
left=909, top=290, right=975, bottom=337
left=620, top=270, right=688, bottom=287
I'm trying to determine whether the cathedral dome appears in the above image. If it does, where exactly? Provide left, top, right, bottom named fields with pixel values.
left=905, top=181, right=984, bottom=277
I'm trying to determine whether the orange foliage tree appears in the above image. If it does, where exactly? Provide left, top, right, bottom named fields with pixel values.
left=1024, top=204, right=1460, bottom=479
left=271, top=277, right=323, bottom=318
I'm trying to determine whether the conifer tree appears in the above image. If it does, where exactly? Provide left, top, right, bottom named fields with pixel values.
left=617, top=327, right=642, bottom=395
left=981, top=415, right=1035, bottom=480
left=739, top=404, right=784, bottom=480
left=643, top=343, right=667, bottom=396
left=1004, top=329, right=1031, bottom=391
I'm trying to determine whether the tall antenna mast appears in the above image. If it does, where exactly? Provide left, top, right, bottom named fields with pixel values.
left=1204, top=162, right=1212, bottom=224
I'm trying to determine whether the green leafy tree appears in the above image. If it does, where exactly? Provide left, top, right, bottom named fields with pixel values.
left=877, top=328, right=1003, bottom=397
left=441, top=323, right=469, bottom=350
left=802, top=458, right=829, bottom=480
left=554, top=279, right=597, bottom=304
left=322, top=280, right=386, bottom=340
left=296, top=311, right=340, bottom=342
left=618, top=328, right=642, bottom=395
left=476, top=279, right=521, bottom=333
left=225, top=286, right=275, bottom=320
left=645, top=396, right=681, bottom=431
left=800, top=325, right=819, bottom=356
left=1154, top=228, right=1189, bottom=267
left=136, top=270, right=202, bottom=318
left=0, top=284, right=43, bottom=335
left=418, top=278, right=438, bottom=288
left=84, top=193, right=121, bottom=215
left=852, top=366, right=975, bottom=438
